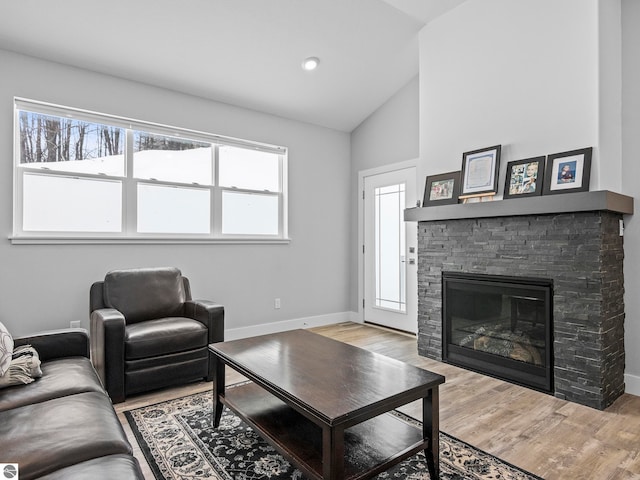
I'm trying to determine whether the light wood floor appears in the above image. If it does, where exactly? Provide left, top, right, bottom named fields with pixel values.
left=115, top=322, right=640, bottom=480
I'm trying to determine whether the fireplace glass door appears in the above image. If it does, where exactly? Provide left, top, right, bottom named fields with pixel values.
left=442, top=272, right=553, bottom=393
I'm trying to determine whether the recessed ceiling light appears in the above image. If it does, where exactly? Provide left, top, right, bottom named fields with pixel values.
left=302, top=57, right=320, bottom=71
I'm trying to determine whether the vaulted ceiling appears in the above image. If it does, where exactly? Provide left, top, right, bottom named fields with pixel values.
left=0, top=0, right=467, bottom=132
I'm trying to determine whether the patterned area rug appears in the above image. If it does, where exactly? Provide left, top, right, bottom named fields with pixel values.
left=125, top=387, right=543, bottom=480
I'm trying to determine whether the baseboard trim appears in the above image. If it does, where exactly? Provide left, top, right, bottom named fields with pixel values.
left=225, top=312, right=355, bottom=341
left=349, top=311, right=364, bottom=324
left=625, top=373, right=640, bottom=397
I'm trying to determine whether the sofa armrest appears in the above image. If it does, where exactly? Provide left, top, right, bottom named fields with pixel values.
left=90, top=308, right=126, bottom=403
left=184, top=300, right=224, bottom=343
left=14, top=328, right=89, bottom=361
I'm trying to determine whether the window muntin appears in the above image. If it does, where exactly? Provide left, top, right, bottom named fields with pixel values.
left=14, top=99, right=288, bottom=242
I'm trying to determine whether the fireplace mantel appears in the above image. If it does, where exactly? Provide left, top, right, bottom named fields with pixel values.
left=405, top=190, right=633, bottom=222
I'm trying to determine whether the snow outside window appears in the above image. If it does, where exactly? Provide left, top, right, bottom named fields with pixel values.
left=133, top=131, right=214, bottom=185
left=13, top=99, right=288, bottom=243
left=137, top=184, right=210, bottom=234
left=222, top=191, right=279, bottom=235
left=23, top=173, right=122, bottom=232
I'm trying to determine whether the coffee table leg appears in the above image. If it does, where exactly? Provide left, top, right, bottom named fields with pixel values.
left=423, top=387, right=440, bottom=479
left=212, top=355, right=225, bottom=428
left=322, top=426, right=345, bottom=480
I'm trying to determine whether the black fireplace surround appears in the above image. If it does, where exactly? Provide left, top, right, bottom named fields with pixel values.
left=413, top=206, right=627, bottom=410
left=442, top=272, right=553, bottom=393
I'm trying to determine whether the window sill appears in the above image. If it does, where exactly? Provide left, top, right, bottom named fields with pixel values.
left=9, top=236, right=292, bottom=245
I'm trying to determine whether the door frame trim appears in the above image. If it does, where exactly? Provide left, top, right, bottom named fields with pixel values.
left=357, top=159, right=418, bottom=324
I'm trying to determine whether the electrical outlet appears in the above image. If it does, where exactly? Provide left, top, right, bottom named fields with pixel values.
left=70, top=320, right=81, bottom=329
left=274, top=298, right=281, bottom=309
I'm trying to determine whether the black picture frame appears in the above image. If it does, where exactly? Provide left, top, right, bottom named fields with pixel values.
left=542, top=147, right=592, bottom=196
left=503, top=156, right=546, bottom=199
left=423, top=171, right=461, bottom=206
left=460, top=145, right=501, bottom=197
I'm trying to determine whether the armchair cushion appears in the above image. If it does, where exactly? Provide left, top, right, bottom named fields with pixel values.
left=103, top=267, right=186, bottom=323
left=124, top=317, right=208, bottom=360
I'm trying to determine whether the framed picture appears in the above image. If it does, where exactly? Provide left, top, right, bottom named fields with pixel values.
left=503, top=156, right=546, bottom=199
left=460, top=145, right=501, bottom=197
left=542, top=147, right=592, bottom=195
left=423, top=171, right=460, bottom=206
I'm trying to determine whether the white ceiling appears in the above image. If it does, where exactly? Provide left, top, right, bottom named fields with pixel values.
left=0, top=0, right=467, bottom=132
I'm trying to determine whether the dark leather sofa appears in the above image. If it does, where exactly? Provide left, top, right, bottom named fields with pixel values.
left=0, top=329, right=143, bottom=480
left=90, top=267, right=224, bottom=403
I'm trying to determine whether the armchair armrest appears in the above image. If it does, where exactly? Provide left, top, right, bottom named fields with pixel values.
left=90, top=308, right=126, bottom=403
left=13, top=328, right=89, bottom=362
left=185, top=300, right=224, bottom=343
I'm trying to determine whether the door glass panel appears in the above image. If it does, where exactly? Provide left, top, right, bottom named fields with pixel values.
left=374, top=183, right=406, bottom=312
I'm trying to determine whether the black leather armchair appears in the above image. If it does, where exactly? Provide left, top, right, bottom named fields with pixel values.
left=89, top=267, right=224, bottom=403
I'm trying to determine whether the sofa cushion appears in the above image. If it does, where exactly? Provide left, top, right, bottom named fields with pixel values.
left=104, top=267, right=186, bottom=323
left=124, top=317, right=208, bottom=360
left=0, top=357, right=105, bottom=412
left=0, top=391, right=132, bottom=479
left=36, top=454, right=143, bottom=480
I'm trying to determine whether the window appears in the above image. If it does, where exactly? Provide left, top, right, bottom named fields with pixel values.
left=13, top=99, right=288, bottom=243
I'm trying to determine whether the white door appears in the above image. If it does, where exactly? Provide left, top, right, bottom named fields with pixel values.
left=363, top=167, right=417, bottom=333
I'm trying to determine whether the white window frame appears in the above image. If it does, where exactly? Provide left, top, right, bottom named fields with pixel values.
left=11, top=98, right=289, bottom=244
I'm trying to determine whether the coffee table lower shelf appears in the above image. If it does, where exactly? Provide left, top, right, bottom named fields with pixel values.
left=220, top=382, right=428, bottom=480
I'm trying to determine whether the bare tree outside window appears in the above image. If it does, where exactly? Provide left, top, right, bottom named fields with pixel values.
left=19, top=111, right=122, bottom=162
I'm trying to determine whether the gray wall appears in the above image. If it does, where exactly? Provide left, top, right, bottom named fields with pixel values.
left=419, top=0, right=603, bottom=189
left=349, top=76, right=420, bottom=312
left=0, top=49, right=351, bottom=337
left=622, top=0, right=640, bottom=394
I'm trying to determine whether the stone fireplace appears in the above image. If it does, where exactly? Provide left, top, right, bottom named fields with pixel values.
left=405, top=191, right=633, bottom=410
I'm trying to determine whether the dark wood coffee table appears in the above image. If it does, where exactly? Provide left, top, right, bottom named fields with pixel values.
left=209, top=329, right=445, bottom=480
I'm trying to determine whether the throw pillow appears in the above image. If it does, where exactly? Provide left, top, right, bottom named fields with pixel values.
left=0, top=345, right=42, bottom=389
left=0, top=321, right=13, bottom=377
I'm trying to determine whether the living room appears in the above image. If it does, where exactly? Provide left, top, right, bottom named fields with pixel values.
left=1, top=0, right=640, bottom=479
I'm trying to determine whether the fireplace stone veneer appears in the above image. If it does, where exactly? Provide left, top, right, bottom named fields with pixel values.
left=416, top=211, right=625, bottom=410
